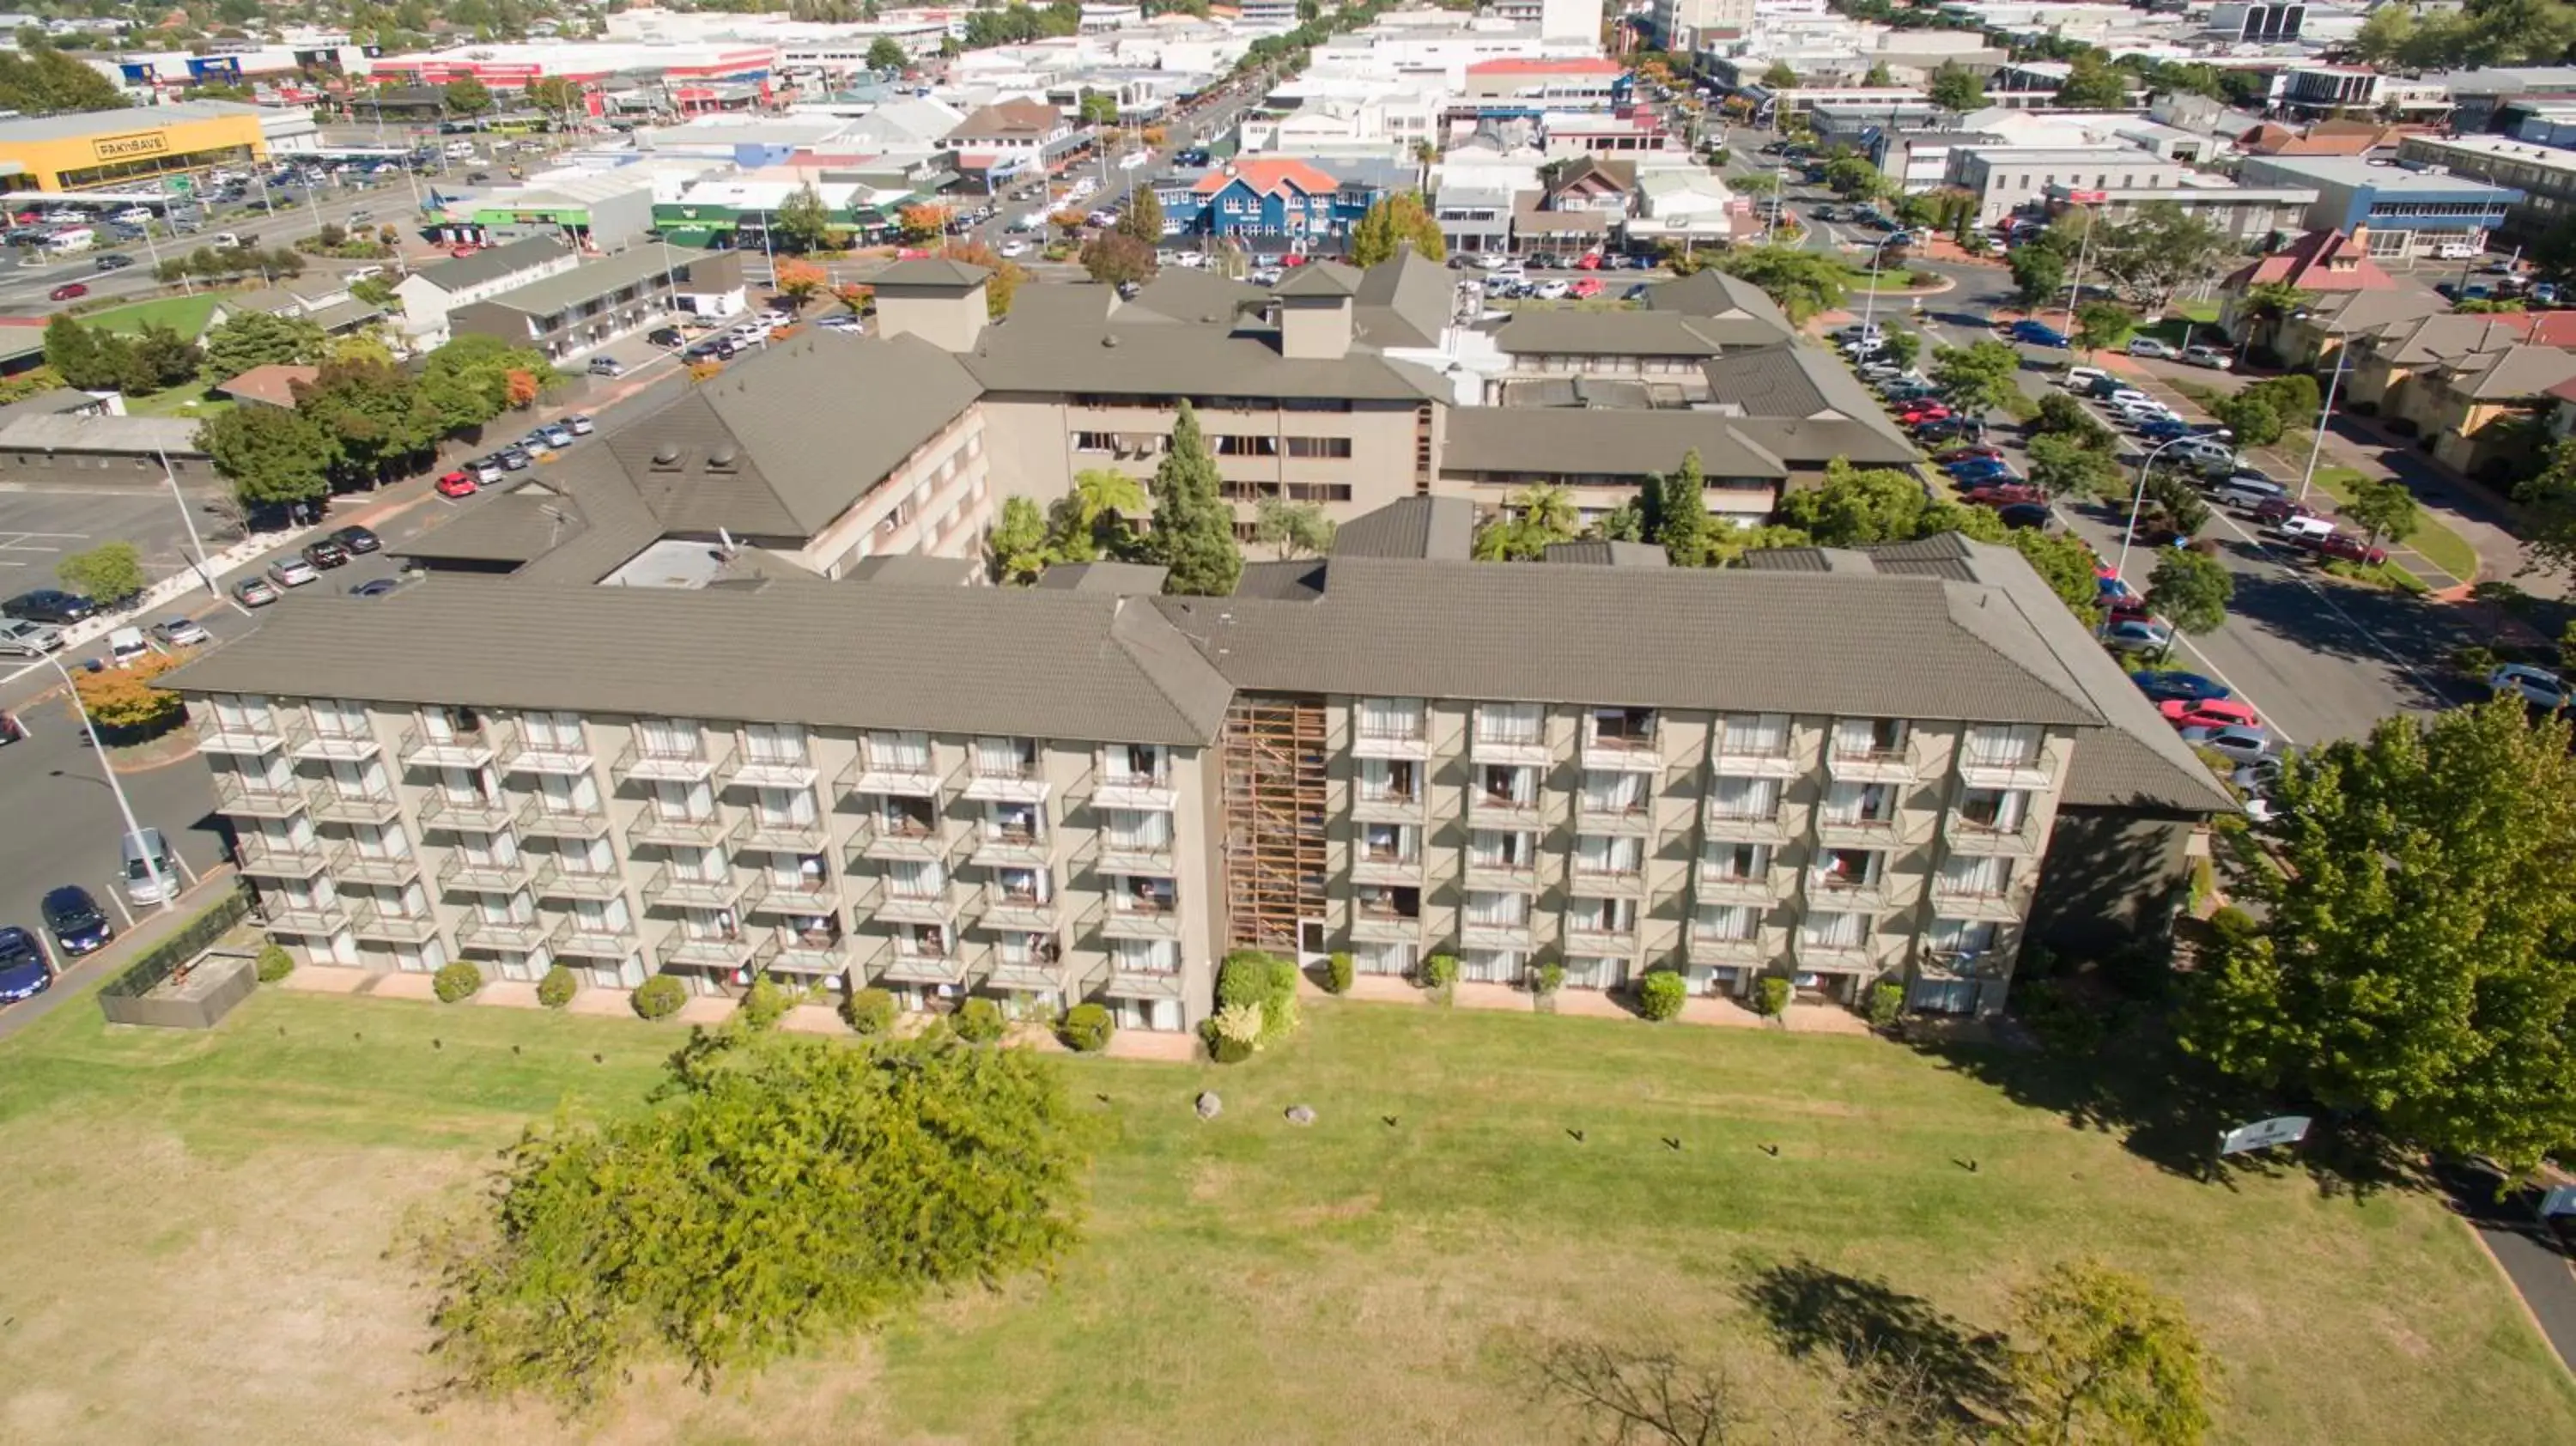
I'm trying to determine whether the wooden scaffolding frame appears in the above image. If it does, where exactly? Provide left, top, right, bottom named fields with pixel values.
left=1222, top=692, right=1327, bottom=951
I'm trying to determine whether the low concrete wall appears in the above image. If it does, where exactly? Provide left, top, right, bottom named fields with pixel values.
left=97, top=949, right=258, bottom=1030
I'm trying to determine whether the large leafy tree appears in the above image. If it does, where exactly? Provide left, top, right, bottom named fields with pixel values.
left=2145, top=548, right=2233, bottom=639
left=198, top=311, right=325, bottom=385
left=772, top=181, right=838, bottom=253
left=1929, top=60, right=1986, bottom=112
left=1711, top=245, right=1850, bottom=324
left=988, top=495, right=1053, bottom=585
left=1049, top=467, right=1148, bottom=562
left=442, top=75, right=494, bottom=116
left=1252, top=495, right=1334, bottom=559
left=943, top=240, right=1024, bottom=318
left=1116, top=187, right=1164, bottom=247
left=1930, top=338, right=2026, bottom=416
left=1648, top=448, right=1717, bottom=567
left=0, top=43, right=129, bottom=114
left=2007, top=1260, right=2213, bottom=1446
left=2054, top=52, right=2131, bottom=108
left=2093, top=201, right=2233, bottom=316
left=1143, top=401, right=1242, bottom=595
left=1346, top=192, right=1445, bottom=266
left=865, top=35, right=908, bottom=70
left=58, top=541, right=146, bottom=605
left=2008, top=240, right=2069, bottom=312
left=1080, top=230, right=1155, bottom=287
left=2208, top=392, right=2281, bottom=449
left=2072, top=300, right=2138, bottom=359
left=416, top=1026, right=1089, bottom=1407
left=197, top=404, right=331, bottom=507
left=2234, top=280, right=2311, bottom=352
left=2341, top=476, right=2421, bottom=550
left=1775, top=459, right=1936, bottom=546
left=2183, top=701, right=2576, bottom=1173
left=294, top=358, right=441, bottom=487
left=1472, top=483, right=1581, bottom=561
left=41, top=314, right=112, bottom=391
left=2026, top=431, right=2120, bottom=502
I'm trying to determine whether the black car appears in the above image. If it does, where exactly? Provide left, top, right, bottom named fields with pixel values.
left=3, top=588, right=95, bottom=625
left=332, top=524, right=381, bottom=555
left=39, top=885, right=110, bottom=957
left=94, top=252, right=135, bottom=271
left=301, top=538, right=351, bottom=569
left=648, top=326, right=684, bottom=348
left=0, top=926, right=48, bottom=1004
left=1996, top=502, right=2052, bottom=531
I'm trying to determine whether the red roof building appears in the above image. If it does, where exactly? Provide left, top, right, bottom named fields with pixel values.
left=1466, top=58, right=1625, bottom=76
left=2222, top=227, right=2397, bottom=294
left=1191, top=158, right=1340, bottom=198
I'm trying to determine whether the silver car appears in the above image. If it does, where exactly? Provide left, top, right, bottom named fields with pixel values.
left=267, top=556, right=319, bottom=588
left=0, top=617, right=64, bottom=657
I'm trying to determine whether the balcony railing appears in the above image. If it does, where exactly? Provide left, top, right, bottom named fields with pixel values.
left=1687, top=927, right=1772, bottom=966
left=1956, top=738, right=2063, bottom=791
left=1916, top=946, right=2006, bottom=981
left=416, top=790, right=513, bottom=833
left=529, top=855, right=629, bottom=902
left=981, top=883, right=1059, bottom=932
left=1352, top=720, right=1430, bottom=761
left=1581, top=729, right=1662, bottom=774
left=1350, top=903, right=1421, bottom=943
left=437, top=850, right=530, bottom=895
left=516, top=793, right=611, bottom=840
left=1577, top=792, right=1656, bottom=835
left=1944, top=808, right=2045, bottom=857
left=212, top=772, right=309, bottom=819
left=1100, top=958, right=1188, bottom=999
left=1825, top=738, right=1920, bottom=784
left=743, top=870, right=843, bottom=919
left=194, top=709, right=286, bottom=756
left=1352, top=848, right=1423, bottom=886
left=1814, top=807, right=1905, bottom=848
left=1471, top=787, right=1543, bottom=825
left=657, top=931, right=750, bottom=973
left=1352, top=784, right=1424, bottom=823
left=289, top=717, right=377, bottom=762
left=1793, top=932, right=1876, bottom=969
left=611, top=734, right=721, bottom=787
left=1805, top=869, right=1887, bottom=911
left=1470, top=726, right=1550, bottom=767
left=306, top=781, right=399, bottom=825
left=1093, top=834, right=1178, bottom=877
left=986, top=941, right=1069, bottom=993
left=627, top=808, right=726, bottom=848
left=1712, top=738, right=1802, bottom=778
left=1929, top=872, right=2029, bottom=920
left=455, top=913, right=549, bottom=953
left=548, top=913, right=636, bottom=959
left=750, top=927, right=853, bottom=975
left=330, top=845, right=420, bottom=886
left=973, top=825, right=1054, bottom=867
left=236, top=834, right=328, bottom=879
left=1561, top=909, right=1638, bottom=950
left=1702, top=799, right=1798, bottom=842
left=642, top=863, right=744, bottom=912
left=1093, top=764, right=1178, bottom=812
left=261, top=899, right=349, bottom=936
left=718, top=748, right=818, bottom=792
left=398, top=723, right=495, bottom=771
left=1695, top=866, right=1782, bottom=907
left=852, top=811, right=964, bottom=863
left=877, top=879, right=968, bottom=927
left=875, top=935, right=972, bottom=986
left=1097, top=897, right=1182, bottom=940
left=960, top=757, right=1050, bottom=804
left=491, top=718, right=596, bottom=776
left=839, top=747, right=945, bottom=800
left=1462, top=853, right=1538, bottom=890
left=1459, top=913, right=1533, bottom=950
left=345, top=901, right=434, bottom=944
left=1569, top=856, right=1648, bottom=896
left=731, top=811, right=829, bottom=855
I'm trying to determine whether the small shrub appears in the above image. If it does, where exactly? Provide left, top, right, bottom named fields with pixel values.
left=740, top=975, right=793, bottom=1031
left=1533, top=962, right=1565, bottom=996
left=432, top=961, right=483, bottom=1004
left=1058, top=1002, right=1114, bottom=1052
left=631, top=974, right=688, bottom=1021
left=1422, top=953, right=1460, bottom=1002
left=1218, top=950, right=1300, bottom=1046
left=1637, top=970, right=1687, bottom=1022
left=535, top=965, right=576, bottom=1009
left=954, top=996, right=1006, bottom=1043
left=1868, top=980, right=1905, bottom=1030
left=1210, top=1033, right=1254, bottom=1064
left=1218, top=950, right=1274, bottom=1009
left=1757, top=977, right=1793, bottom=1018
left=1206, top=1001, right=1263, bottom=1063
left=840, top=986, right=896, bottom=1036
left=253, top=943, right=295, bottom=983
left=1324, top=951, right=1354, bottom=994
left=2208, top=905, right=2261, bottom=945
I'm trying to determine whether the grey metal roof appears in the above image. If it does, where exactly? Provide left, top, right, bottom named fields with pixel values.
left=1035, top=561, right=1171, bottom=592
left=1273, top=260, right=1360, bottom=298
left=845, top=554, right=979, bottom=586
left=473, top=246, right=711, bottom=319
left=164, top=581, right=1236, bottom=746
left=1494, top=311, right=1728, bottom=358
left=1350, top=248, right=1451, bottom=349
left=0, top=100, right=258, bottom=144
left=1728, top=416, right=1922, bottom=468
left=872, top=258, right=991, bottom=291
left=407, top=236, right=570, bottom=296
left=302, top=298, right=385, bottom=333
left=960, top=317, right=1447, bottom=402
left=1152, top=555, right=2103, bottom=725
left=1702, top=343, right=1888, bottom=424
left=1121, top=269, right=1266, bottom=325
left=393, top=492, right=579, bottom=566
left=0, top=413, right=205, bottom=455
left=1442, top=408, right=1788, bottom=481
left=1543, top=539, right=1670, bottom=568
left=1330, top=495, right=1475, bottom=560
left=0, top=387, right=105, bottom=429
left=1232, top=558, right=1328, bottom=600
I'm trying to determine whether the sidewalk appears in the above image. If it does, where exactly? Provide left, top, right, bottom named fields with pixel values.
left=0, top=866, right=241, bottom=1045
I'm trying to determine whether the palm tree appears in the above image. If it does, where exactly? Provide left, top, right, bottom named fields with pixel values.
left=1049, top=467, right=1150, bottom=562
left=2236, top=280, right=2312, bottom=359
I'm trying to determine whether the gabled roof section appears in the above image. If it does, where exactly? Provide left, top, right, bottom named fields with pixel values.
left=872, top=257, right=991, bottom=290
left=1442, top=408, right=1787, bottom=481
left=2221, top=227, right=2395, bottom=292
left=1543, top=539, right=1669, bottom=567
left=1273, top=260, right=1360, bottom=298
left=1637, top=270, right=1796, bottom=345
left=958, top=313, right=1448, bottom=402
left=406, top=235, right=568, bottom=295
left=1331, top=496, right=1475, bottom=560
left=1121, top=267, right=1266, bottom=325
left=1494, top=310, right=1728, bottom=358
left=950, top=97, right=1062, bottom=138
left=1194, top=158, right=1340, bottom=197
left=1351, top=247, right=1452, bottom=348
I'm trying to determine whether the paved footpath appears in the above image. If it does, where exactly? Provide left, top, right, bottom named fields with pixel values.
left=2436, top=1160, right=2576, bottom=1376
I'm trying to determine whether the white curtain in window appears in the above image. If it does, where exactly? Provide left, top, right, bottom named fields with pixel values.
left=1704, top=841, right=1768, bottom=878
left=1710, top=775, right=1782, bottom=818
left=1941, top=854, right=2010, bottom=896
left=1466, top=890, right=1528, bottom=927
left=891, top=859, right=943, bottom=896
left=866, top=730, right=928, bottom=770
left=1722, top=713, right=1787, bottom=755
left=215, top=694, right=271, bottom=730
left=1360, top=697, right=1420, bottom=737
left=1478, top=702, right=1542, bottom=744
left=1963, top=724, right=2042, bottom=769
left=529, top=710, right=582, bottom=750
left=679, top=845, right=727, bottom=884
left=313, top=698, right=366, bottom=738
left=757, top=786, right=817, bottom=827
left=1802, top=910, right=1866, bottom=947
left=745, top=721, right=805, bottom=764
left=1105, top=809, right=1170, bottom=849
left=1576, top=835, right=1641, bottom=873
left=975, top=736, right=1032, bottom=775
left=1583, top=769, right=1644, bottom=811
left=1696, top=905, right=1754, bottom=941
left=1929, top=919, right=1999, bottom=954
left=640, top=717, right=699, bottom=756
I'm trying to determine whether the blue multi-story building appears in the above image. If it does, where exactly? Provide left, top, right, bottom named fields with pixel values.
left=1155, top=158, right=1402, bottom=252
left=2237, top=155, right=2523, bottom=261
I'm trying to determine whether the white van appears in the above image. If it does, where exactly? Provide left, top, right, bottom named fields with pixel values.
left=208, top=231, right=242, bottom=250
left=2266, top=514, right=2335, bottom=544
left=45, top=227, right=94, bottom=254
left=106, top=626, right=149, bottom=668
left=122, top=828, right=180, bottom=907
left=2215, top=477, right=2287, bottom=509
left=2063, top=367, right=2110, bottom=392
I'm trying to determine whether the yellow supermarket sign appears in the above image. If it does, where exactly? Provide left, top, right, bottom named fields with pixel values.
left=92, top=132, right=170, bottom=162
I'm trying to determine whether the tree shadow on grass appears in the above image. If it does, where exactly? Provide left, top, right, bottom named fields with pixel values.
left=1736, top=1256, right=2014, bottom=1430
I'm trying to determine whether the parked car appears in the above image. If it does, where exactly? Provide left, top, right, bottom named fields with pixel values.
left=1899, top=405, right=1954, bottom=427
left=586, top=355, right=625, bottom=378
left=2160, top=698, right=2262, bottom=731
left=47, top=282, right=88, bottom=301
left=1947, top=459, right=2014, bottom=479
left=2008, top=319, right=2069, bottom=348
left=39, top=885, right=111, bottom=957
left=2136, top=418, right=2194, bottom=441
left=2180, top=345, right=2233, bottom=369
left=564, top=413, right=595, bottom=436
left=2062, top=367, right=2110, bottom=392
left=0, top=927, right=49, bottom=1005
left=2435, top=242, right=2480, bottom=260
left=1911, top=420, right=1971, bottom=443
left=350, top=576, right=404, bottom=598
left=1996, top=501, right=2052, bottom=531
left=3, top=589, right=94, bottom=625
left=2250, top=497, right=2321, bottom=528
left=435, top=470, right=479, bottom=498
left=301, top=538, right=350, bottom=570
left=267, top=556, right=319, bottom=588
left=2131, top=670, right=2231, bottom=703
left=2214, top=476, right=2288, bottom=509
left=2488, top=662, right=2568, bottom=709
left=464, top=456, right=505, bottom=484
left=1934, top=445, right=2004, bottom=464
left=0, top=618, right=64, bottom=658
left=539, top=423, right=576, bottom=449
left=233, top=576, right=279, bottom=607
left=2101, top=618, right=2176, bottom=653
left=496, top=447, right=532, bottom=471
left=2306, top=532, right=2391, bottom=566
left=93, top=252, right=134, bottom=271
left=2126, top=337, right=2178, bottom=359
left=152, top=615, right=211, bottom=647
left=647, top=326, right=684, bottom=348
left=2181, top=724, right=2275, bottom=765
left=333, top=524, right=381, bottom=555
left=1963, top=483, right=2045, bottom=507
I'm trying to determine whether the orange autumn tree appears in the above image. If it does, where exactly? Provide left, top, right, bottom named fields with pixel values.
left=942, top=240, right=1024, bottom=319
left=897, top=204, right=951, bottom=243
left=833, top=283, right=874, bottom=317
left=504, top=368, right=540, bottom=409
left=76, top=652, right=186, bottom=736
left=773, top=258, right=829, bottom=315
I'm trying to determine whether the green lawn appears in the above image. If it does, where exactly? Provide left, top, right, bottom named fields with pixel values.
left=80, top=291, right=222, bottom=338
left=124, top=382, right=232, bottom=420
left=2306, top=465, right=2483, bottom=583
left=0, top=987, right=2568, bottom=1445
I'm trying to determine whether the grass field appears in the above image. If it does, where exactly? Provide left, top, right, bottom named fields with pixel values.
left=81, top=292, right=222, bottom=338
left=0, top=987, right=2568, bottom=1446
left=2305, top=464, right=2483, bottom=583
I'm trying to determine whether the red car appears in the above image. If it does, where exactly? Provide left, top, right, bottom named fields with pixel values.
left=2160, top=698, right=2261, bottom=731
left=1935, top=445, right=2003, bottom=464
left=48, top=283, right=88, bottom=301
left=2249, top=497, right=2320, bottom=527
left=2306, top=532, right=2389, bottom=566
left=435, top=470, right=478, bottom=499
left=1575, top=252, right=1602, bottom=270
left=1899, top=404, right=1953, bottom=425
left=1569, top=276, right=1604, bottom=299
left=450, top=244, right=482, bottom=258
left=2108, top=592, right=2154, bottom=622
left=1963, top=483, right=2044, bottom=507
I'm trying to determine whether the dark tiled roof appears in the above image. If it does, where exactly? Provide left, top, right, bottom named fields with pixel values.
left=1493, top=310, right=1728, bottom=358
left=873, top=257, right=993, bottom=290
left=1330, top=496, right=1475, bottom=560
left=1350, top=248, right=1451, bottom=349
left=1543, top=539, right=1670, bottom=567
left=409, top=235, right=569, bottom=295
left=1035, top=561, right=1170, bottom=592
left=1442, top=408, right=1788, bottom=481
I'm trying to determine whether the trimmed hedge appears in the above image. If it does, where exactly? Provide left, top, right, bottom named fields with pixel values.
left=632, top=974, right=687, bottom=1020
left=535, top=965, right=577, bottom=1009
left=953, top=996, right=1005, bottom=1043
left=1757, top=977, right=1793, bottom=1018
left=1324, top=951, right=1353, bottom=994
left=840, top=986, right=896, bottom=1035
left=1868, top=980, right=1905, bottom=1030
left=1637, top=970, right=1686, bottom=1022
left=254, top=944, right=295, bottom=983
left=432, top=961, right=483, bottom=1004
left=1058, top=1002, right=1114, bottom=1052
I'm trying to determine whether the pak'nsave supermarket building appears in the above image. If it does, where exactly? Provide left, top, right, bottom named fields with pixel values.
left=0, top=100, right=281, bottom=192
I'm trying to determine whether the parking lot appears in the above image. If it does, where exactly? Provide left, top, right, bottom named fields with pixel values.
left=0, top=482, right=230, bottom=593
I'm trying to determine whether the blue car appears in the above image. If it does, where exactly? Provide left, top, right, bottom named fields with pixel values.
left=2130, top=670, right=2232, bottom=703
left=0, top=927, right=49, bottom=1004
left=39, top=885, right=111, bottom=957
left=1949, top=463, right=2014, bottom=483
left=2137, top=419, right=2192, bottom=440
left=2009, top=319, right=2069, bottom=348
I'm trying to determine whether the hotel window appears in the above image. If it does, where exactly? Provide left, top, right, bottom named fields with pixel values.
left=1939, top=854, right=2014, bottom=898
left=1929, top=919, right=2002, bottom=958
left=744, top=721, right=806, bottom=766
left=1961, top=724, right=2042, bottom=769
left=1581, top=769, right=1647, bottom=815
left=1832, top=717, right=1907, bottom=760
left=889, top=858, right=946, bottom=900
left=1108, top=743, right=1169, bottom=787
left=310, top=698, right=368, bottom=742
left=1469, top=829, right=1536, bottom=870
left=1719, top=712, right=1789, bottom=757
left=1694, top=904, right=1757, bottom=942
left=1112, top=937, right=1180, bottom=975
left=653, top=778, right=714, bottom=822
left=1479, top=763, right=1537, bottom=806
left=1358, top=696, right=1425, bottom=743
left=1572, top=833, right=1643, bottom=877
left=1709, top=775, right=1782, bottom=820
left=988, top=801, right=1044, bottom=844
left=1956, top=787, right=2028, bottom=831
left=524, top=710, right=584, bottom=752
left=1115, top=875, right=1177, bottom=914
left=975, top=736, right=1039, bottom=781
left=637, top=716, right=699, bottom=760
left=1102, top=808, right=1170, bottom=853
left=1357, top=756, right=1418, bottom=803
left=753, top=786, right=816, bottom=829
left=1703, top=840, right=1770, bottom=880
left=1356, top=883, right=1419, bottom=918
left=1464, top=890, right=1529, bottom=927
left=1361, top=823, right=1418, bottom=864
left=1801, top=910, right=1867, bottom=950
left=1567, top=896, right=1636, bottom=936
left=1822, top=781, right=1897, bottom=825
left=867, top=729, right=932, bottom=773
left=1814, top=848, right=1884, bottom=891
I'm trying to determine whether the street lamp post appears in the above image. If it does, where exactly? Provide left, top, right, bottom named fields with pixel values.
left=1856, top=233, right=1899, bottom=350
left=2296, top=344, right=2353, bottom=505
left=36, top=653, right=173, bottom=915
left=2116, top=429, right=2229, bottom=586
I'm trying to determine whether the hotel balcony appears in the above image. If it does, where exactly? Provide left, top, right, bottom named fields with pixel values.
left=455, top=913, right=550, bottom=954
left=1469, top=728, right=1551, bottom=768
left=1914, top=945, right=2008, bottom=982
left=515, top=793, right=611, bottom=841
left=611, top=735, right=724, bottom=787
left=1092, top=834, right=1177, bottom=877
left=626, top=807, right=727, bottom=849
left=548, top=913, right=637, bottom=960
left=261, top=900, right=349, bottom=936
left=1695, top=865, right=1786, bottom=908
left=750, top=927, right=854, bottom=976
left=1956, top=738, right=2064, bottom=793
left=1710, top=742, right=1803, bottom=780
left=1576, top=793, right=1656, bottom=836
left=1349, top=902, right=1422, bottom=945
left=235, top=834, right=328, bottom=880
left=330, top=845, right=420, bottom=887
left=1687, top=927, right=1775, bottom=967
left=972, top=824, right=1054, bottom=869
left=852, top=811, right=969, bottom=866
left=492, top=719, right=596, bottom=777
left=718, top=748, right=818, bottom=793
left=1352, top=720, right=1431, bottom=762
left=344, top=901, right=434, bottom=945
left=1702, top=799, right=1799, bottom=844
left=437, top=850, right=530, bottom=895
left=960, top=757, right=1051, bottom=805
left=1350, top=848, right=1423, bottom=887
left=416, top=790, right=513, bottom=833
left=306, top=782, right=400, bottom=826
left=1101, top=959, right=1188, bottom=1000
left=1462, top=853, right=1538, bottom=891
left=873, top=935, right=973, bottom=987
left=981, top=883, right=1060, bottom=932
left=1814, top=808, right=1907, bottom=851
left=212, top=772, right=309, bottom=820
left=287, top=719, right=377, bottom=764
left=1580, top=730, right=1662, bottom=775
left=1092, top=763, right=1178, bottom=812
left=1469, top=787, right=1544, bottom=829
left=657, top=930, right=751, bottom=974
left=194, top=709, right=286, bottom=756
left=1097, top=896, right=1183, bottom=941
left=986, top=940, right=1070, bottom=994
left=641, top=862, right=745, bottom=912
left=1351, top=784, right=1425, bottom=824
left=838, top=748, right=945, bottom=801
left=1459, top=913, right=1534, bottom=951
left=1793, top=932, right=1878, bottom=971
left=1567, top=858, right=1647, bottom=898
left=1929, top=873, right=2033, bottom=922
left=397, top=723, right=495, bottom=772
left=743, top=869, right=848, bottom=919
left=1944, top=808, right=2046, bottom=858
left=1560, top=909, right=1639, bottom=954
left=529, top=855, right=629, bottom=902
left=1825, top=739, right=1922, bottom=786
left=1804, top=869, right=1891, bottom=914
left=731, top=811, right=830, bottom=855
left=876, top=879, right=969, bottom=927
